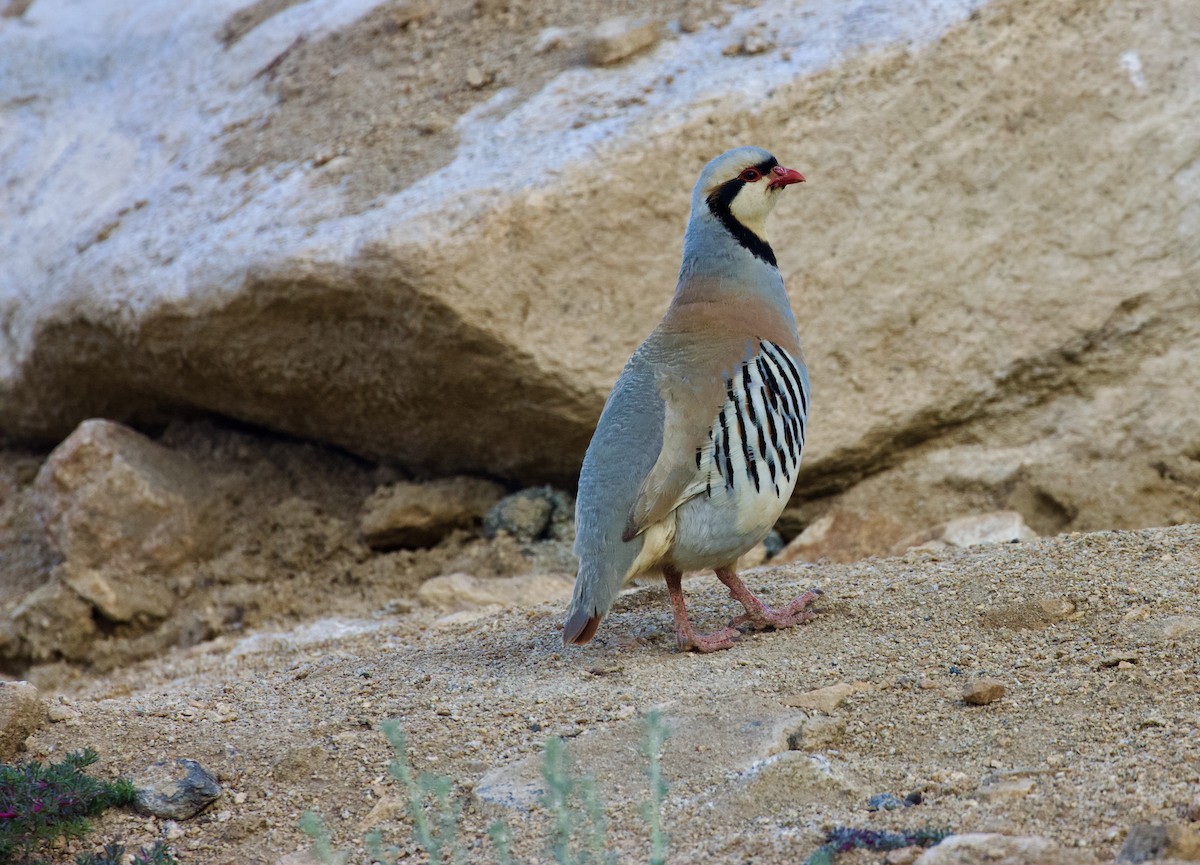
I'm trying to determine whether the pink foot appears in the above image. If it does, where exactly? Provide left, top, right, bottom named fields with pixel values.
left=677, top=625, right=741, bottom=654
left=729, top=588, right=821, bottom=630
left=715, top=567, right=823, bottom=632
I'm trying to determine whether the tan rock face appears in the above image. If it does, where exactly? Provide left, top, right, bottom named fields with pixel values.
left=360, top=477, right=505, bottom=550
left=0, top=681, right=45, bottom=760
left=415, top=572, right=573, bottom=612
left=33, top=419, right=218, bottom=622
left=1, top=0, right=1198, bottom=544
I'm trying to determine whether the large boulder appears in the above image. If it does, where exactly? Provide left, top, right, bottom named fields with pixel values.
left=33, top=419, right=219, bottom=622
left=2, top=0, right=1198, bottom=537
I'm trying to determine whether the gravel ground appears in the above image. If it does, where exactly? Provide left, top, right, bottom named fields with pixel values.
left=23, top=524, right=1200, bottom=863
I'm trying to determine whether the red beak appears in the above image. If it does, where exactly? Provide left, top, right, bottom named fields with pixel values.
left=767, top=165, right=806, bottom=190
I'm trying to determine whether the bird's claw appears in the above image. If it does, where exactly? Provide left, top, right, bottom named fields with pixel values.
left=677, top=626, right=741, bottom=653
left=729, top=587, right=822, bottom=631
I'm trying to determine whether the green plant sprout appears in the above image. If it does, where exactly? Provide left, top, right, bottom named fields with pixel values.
left=301, top=713, right=672, bottom=865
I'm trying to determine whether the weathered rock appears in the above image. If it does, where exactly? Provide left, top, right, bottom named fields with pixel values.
left=584, top=16, right=663, bottom=65
left=1, top=580, right=98, bottom=664
left=483, top=487, right=574, bottom=543
left=33, top=419, right=218, bottom=621
left=1118, top=824, right=1200, bottom=863
left=360, top=477, right=505, bottom=550
left=896, top=511, right=1038, bottom=554
left=1, top=0, right=1198, bottom=544
left=46, top=700, right=82, bottom=724
left=0, top=681, right=45, bottom=759
left=962, top=677, right=1006, bottom=706
left=133, top=758, right=223, bottom=819
left=783, top=682, right=870, bottom=714
left=1122, top=615, right=1200, bottom=645
left=915, top=834, right=1098, bottom=865
left=980, top=597, right=1076, bottom=630
left=976, top=776, right=1035, bottom=802
left=416, top=572, right=574, bottom=612
left=776, top=509, right=909, bottom=564
left=785, top=716, right=845, bottom=751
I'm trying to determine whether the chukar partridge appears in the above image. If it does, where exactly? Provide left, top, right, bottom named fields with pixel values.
left=563, top=146, right=819, bottom=653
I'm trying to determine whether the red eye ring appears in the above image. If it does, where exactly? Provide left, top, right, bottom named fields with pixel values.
left=740, top=168, right=762, bottom=182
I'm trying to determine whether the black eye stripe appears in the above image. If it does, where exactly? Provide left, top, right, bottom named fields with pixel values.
left=703, top=154, right=781, bottom=267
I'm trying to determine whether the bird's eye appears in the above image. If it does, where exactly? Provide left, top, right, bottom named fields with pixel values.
left=740, top=168, right=762, bottom=182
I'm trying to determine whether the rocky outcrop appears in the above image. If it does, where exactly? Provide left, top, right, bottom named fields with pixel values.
left=2, top=0, right=1198, bottom=540
left=32, top=419, right=219, bottom=622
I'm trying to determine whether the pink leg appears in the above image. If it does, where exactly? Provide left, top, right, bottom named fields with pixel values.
left=717, top=568, right=822, bottom=631
left=664, top=566, right=741, bottom=653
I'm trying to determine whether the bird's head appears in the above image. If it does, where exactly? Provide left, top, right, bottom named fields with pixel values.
left=691, top=146, right=805, bottom=264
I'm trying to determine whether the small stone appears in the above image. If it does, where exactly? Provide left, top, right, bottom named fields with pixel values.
left=0, top=681, right=45, bottom=759
left=473, top=0, right=507, bottom=15
left=417, top=572, right=574, bottom=613
left=465, top=66, right=491, bottom=89
left=47, top=702, right=82, bottom=723
left=361, top=477, right=505, bottom=549
left=1125, top=615, right=1200, bottom=644
left=416, top=112, right=451, bottom=135
left=585, top=16, right=663, bottom=66
left=1118, top=824, right=1200, bottom=863
left=980, top=597, right=1076, bottom=629
left=1188, top=792, right=1200, bottom=822
left=677, top=9, right=702, bottom=33
left=786, top=716, right=845, bottom=751
left=962, top=677, right=1006, bottom=705
left=887, top=847, right=924, bottom=865
left=977, top=777, right=1035, bottom=801
left=868, top=792, right=904, bottom=811
left=897, top=511, right=1036, bottom=555
left=783, top=682, right=870, bottom=713
left=133, top=758, right=222, bottom=819
left=359, top=795, right=406, bottom=830
left=483, top=486, right=574, bottom=542
left=915, top=833, right=1095, bottom=864
left=534, top=26, right=569, bottom=53
left=1098, top=652, right=1139, bottom=668
left=740, top=30, right=774, bottom=55
left=776, top=509, right=908, bottom=564
left=275, top=851, right=325, bottom=865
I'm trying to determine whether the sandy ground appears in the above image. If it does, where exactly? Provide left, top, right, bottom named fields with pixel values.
left=20, top=523, right=1200, bottom=864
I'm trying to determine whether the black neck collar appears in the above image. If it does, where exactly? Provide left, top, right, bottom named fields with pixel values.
left=705, top=157, right=779, bottom=268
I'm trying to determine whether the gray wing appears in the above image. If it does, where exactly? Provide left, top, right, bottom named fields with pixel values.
left=563, top=347, right=664, bottom=644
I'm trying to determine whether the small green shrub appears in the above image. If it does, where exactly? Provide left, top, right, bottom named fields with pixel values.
left=0, top=748, right=137, bottom=864
left=302, top=712, right=672, bottom=865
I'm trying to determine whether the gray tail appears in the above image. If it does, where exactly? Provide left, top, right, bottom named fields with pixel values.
left=562, top=606, right=602, bottom=645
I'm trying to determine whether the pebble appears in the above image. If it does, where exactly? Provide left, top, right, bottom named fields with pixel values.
left=915, top=833, right=1091, bottom=864
left=962, top=677, right=1006, bottom=705
left=868, top=792, right=904, bottom=811
left=784, top=681, right=870, bottom=713
left=133, top=758, right=223, bottom=819
left=786, top=716, right=845, bottom=751
left=1188, top=792, right=1200, bottom=822
left=977, top=777, right=1035, bottom=802
left=585, top=16, right=663, bottom=66
left=47, top=702, right=82, bottom=724
left=1117, top=824, right=1200, bottom=863
left=361, top=476, right=504, bottom=550
left=483, top=486, right=574, bottom=542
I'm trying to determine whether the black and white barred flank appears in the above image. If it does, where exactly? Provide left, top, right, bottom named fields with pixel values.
left=695, top=340, right=809, bottom=499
